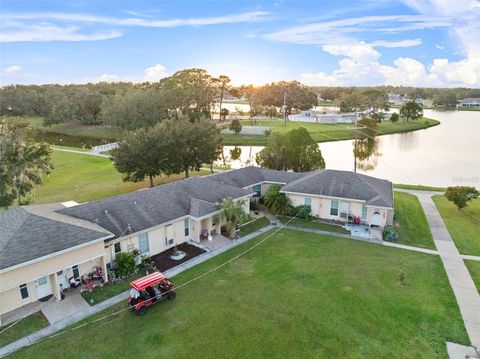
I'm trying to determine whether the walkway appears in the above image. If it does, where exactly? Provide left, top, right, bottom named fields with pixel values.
left=411, top=191, right=480, bottom=348
left=0, top=224, right=273, bottom=357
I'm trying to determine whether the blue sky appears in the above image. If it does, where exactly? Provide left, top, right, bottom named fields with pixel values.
left=1, top=0, right=479, bottom=87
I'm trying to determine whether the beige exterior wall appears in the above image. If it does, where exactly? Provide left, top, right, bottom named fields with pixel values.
left=286, top=193, right=393, bottom=226
left=0, top=241, right=105, bottom=318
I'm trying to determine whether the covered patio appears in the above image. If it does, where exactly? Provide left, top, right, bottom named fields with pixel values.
left=200, top=233, right=232, bottom=251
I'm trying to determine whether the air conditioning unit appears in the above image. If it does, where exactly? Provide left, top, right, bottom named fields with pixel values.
left=340, top=212, right=348, bottom=219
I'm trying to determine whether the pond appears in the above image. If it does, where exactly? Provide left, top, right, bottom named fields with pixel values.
left=33, top=129, right=115, bottom=148
left=220, top=110, right=480, bottom=188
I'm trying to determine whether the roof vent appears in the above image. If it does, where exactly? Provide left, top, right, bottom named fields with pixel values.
left=104, top=209, right=108, bottom=214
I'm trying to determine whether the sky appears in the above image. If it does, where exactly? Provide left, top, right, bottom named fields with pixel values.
left=1, top=0, right=479, bottom=87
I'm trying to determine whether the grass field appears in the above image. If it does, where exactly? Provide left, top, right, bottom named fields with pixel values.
left=34, top=150, right=210, bottom=204
left=393, top=192, right=436, bottom=249
left=278, top=216, right=350, bottom=234
left=11, top=229, right=467, bottom=358
left=0, top=312, right=49, bottom=347
left=432, top=196, right=480, bottom=256
left=237, top=217, right=270, bottom=237
left=393, top=184, right=445, bottom=192
left=465, top=260, right=480, bottom=294
left=222, top=117, right=440, bottom=145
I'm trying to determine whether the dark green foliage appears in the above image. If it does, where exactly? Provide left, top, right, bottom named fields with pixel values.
left=264, top=184, right=293, bottom=215
left=445, top=186, right=480, bottom=209
left=256, top=127, right=325, bottom=172
left=0, top=117, right=53, bottom=208
left=383, top=225, right=399, bottom=242
left=390, top=113, right=399, bottom=122
left=399, top=102, right=423, bottom=122
left=293, top=205, right=312, bottom=220
left=114, top=252, right=136, bottom=277
left=229, top=118, right=242, bottom=134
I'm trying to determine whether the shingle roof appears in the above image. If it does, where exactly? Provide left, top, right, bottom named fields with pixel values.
left=59, top=176, right=252, bottom=238
left=0, top=204, right=113, bottom=271
left=207, top=166, right=307, bottom=188
left=281, top=170, right=393, bottom=208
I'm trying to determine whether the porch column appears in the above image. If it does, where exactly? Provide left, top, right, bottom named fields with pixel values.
left=49, top=273, right=61, bottom=301
left=100, top=255, right=108, bottom=283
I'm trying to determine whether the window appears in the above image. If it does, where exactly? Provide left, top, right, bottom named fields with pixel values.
left=252, top=184, right=261, bottom=198
left=72, top=265, right=79, bottom=278
left=139, top=233, right=149, bottom=254
left=37, top=276, right=47, bottom=285
left=19, top=284, right=29, bottom=299
left=304, top=197, right=311, bottom=206
left=330, top=200, right=339, bottom=216
left=184, top=218, right=190, bottom=236
left=361, top=205, right=368, bottom=220
left=165, top=238, right=174, bottom=246
left=114, top=242, right=121, bottom=254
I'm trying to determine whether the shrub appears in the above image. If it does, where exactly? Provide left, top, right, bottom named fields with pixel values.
left=293, top=205, right=311, bottom=220
left=390, top=113, right=399, bottom=122
left=115, top=252, right=136, bottom=277
left=382, top=225, right=398, bottom=241
left=445, top=186, right=479, bottom=209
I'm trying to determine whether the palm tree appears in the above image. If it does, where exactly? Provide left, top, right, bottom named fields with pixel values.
left=264, top=184, right=293, bottom=215
left=219, top=197, right=249, bottom=237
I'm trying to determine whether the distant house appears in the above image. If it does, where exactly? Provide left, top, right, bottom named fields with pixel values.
left=457, top=98, right=480, bottom=108
left=288, top=110, right=358, bottom=124
left=0, top=166, right=393, bottom=323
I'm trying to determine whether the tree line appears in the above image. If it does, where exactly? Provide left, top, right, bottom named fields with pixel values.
left=0, top=69, right=318, bottom=131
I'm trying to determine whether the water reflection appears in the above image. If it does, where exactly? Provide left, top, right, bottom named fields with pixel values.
left=353, top=138, right=381, bottom=171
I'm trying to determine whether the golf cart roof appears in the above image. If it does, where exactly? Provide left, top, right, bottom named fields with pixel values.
left=130, top=272, right=166, bottom=291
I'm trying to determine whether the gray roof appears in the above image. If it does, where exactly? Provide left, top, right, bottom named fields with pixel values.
left=208, top=166, right=307, bottom=188
left=0, top=204, right=113, bottom=271
left=281, top=170, right=393, bottom=208
left=59, top=176, right=252, bottom=239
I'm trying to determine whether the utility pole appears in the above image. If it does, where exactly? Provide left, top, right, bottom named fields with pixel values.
left=283, top=91, right=287, bottom=126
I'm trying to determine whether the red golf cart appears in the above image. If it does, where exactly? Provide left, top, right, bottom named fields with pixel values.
left=128, top=272, right=176, bottom=316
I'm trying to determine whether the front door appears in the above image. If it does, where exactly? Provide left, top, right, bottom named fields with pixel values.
left=36, top=276, right=52, bottom=299
left=371, top=211, right=382, bottom=226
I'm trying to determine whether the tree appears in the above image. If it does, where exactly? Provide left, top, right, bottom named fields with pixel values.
left=339, top=101, right=353, bottom=113
left=217, top=75, right=231, bottom=121
left=115, top=252, right=136, bottom=277
left=0, top=117, right=53, bottom=208
left=255, top=81, right=317, bottom=115
left=256, top=127, right=325, bottom=172
left=445, top=186, right=479, bottom=210
left=219, top=197, right=248, bottom=237
left=390, top=113, right=399, bottom=122
left=229, top=118, right=242, bottom=135
left=361, top=89, right=390, bottom=122
left=220, top=108, right=229, bottom=122
left=264, top=184, right=293, bottom=215
left=399, top=101, right=423, bottom=122
left=111, top=125, right=168, bottom=187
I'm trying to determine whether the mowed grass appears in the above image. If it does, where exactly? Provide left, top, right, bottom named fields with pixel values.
left=465, top=260, right=480, bottom=294
left=393, top=192, right=435, bottom=249
left=34, top=150, right=210, bottom=204
left=13, top=229, right=467, bottom=358
left=393, top=184, right=446, bottom=192
left=278, top=215, right=350, bottom=234
left=237, top=216, right=270, bottom=237
left=222, top=117, right=440, bottom=145
left=0, top=311, right=49, bottom=347
left=432, top=195, right=480, bottom=256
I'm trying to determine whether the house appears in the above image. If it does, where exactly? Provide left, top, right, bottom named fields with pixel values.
left=288, top=110, right=358, bottom=124
left=457, top=98, right=480, bottom=108
left=0, top=167, right=393, bottom=323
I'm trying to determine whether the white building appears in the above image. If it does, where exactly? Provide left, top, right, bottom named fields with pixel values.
left=457, top=98, right=480, bottom=108
left=288, top=110, right=358, bottom=124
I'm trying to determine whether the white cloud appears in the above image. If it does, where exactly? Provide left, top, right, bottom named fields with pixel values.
left=143, top=64, right=168, bottom=82
left=3, top=65, right=22, bottom=73
left=1, top=11, right=270, bottom=43
left=370, top=39, right=422, bottom=48
left=98, top=74, right=124, bottom=83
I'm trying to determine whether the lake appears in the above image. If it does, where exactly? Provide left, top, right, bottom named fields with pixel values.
left=221, top=110, right=480, bottom=187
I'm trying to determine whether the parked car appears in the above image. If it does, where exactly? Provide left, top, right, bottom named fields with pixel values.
left=128, top=272, right=176, bottom=316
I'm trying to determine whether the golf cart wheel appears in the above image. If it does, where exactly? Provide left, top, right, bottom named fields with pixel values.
left=137, top=306, right=147, bottom=316
left=168, top=291, right=177, bottom=300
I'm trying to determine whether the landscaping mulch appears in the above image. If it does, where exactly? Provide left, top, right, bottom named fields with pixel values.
left=151, top=243, right=206, bottom=272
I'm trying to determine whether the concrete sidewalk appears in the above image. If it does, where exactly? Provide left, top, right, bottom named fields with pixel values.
left=0, top=225, right=274, bottom=357
left=414, top=192, right=480, bottom=348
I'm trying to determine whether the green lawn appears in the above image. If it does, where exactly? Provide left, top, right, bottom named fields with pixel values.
left=278, top=216, right=350, bottom=234
left=237, top=217, right=271, bottom=237
left=393, top=184, right=445, bottom=192
left=0, top=311, right=49, bottom=347
left=34, top=150, right=210, bottom=204
left=222, top=117, right=440, bottom=145
left=12, top=229, right=467, bottom=358
left=465, top=260, right=480, bottom=294
left=432, top=196, right=480, bottom=256
left=393, top=192, right=435, bottom=249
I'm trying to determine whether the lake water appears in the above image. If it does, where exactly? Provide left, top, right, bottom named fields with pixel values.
left=221, top=110, right=480, bottom=187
